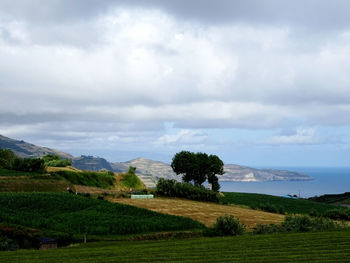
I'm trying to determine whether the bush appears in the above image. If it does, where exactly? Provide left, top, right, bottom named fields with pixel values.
left=0, top=236, right=18, bottom=251
left=323, top=209, right=350, bottom=221
left=12, top=158, right=45, bottom=173
left=156, top=178, right=219, bottom=202
left=0, top=148, right=16, bottom=169
left=253, top=215, right=341, bottom=235
left=43, top=154, right=72, bottom=167
left=213, top=215, right=245, bottom=236
left=253, top=223, right=283, bottom=234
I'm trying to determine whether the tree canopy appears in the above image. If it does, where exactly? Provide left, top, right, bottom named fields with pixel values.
left=171, top=151, right=224, bottom=191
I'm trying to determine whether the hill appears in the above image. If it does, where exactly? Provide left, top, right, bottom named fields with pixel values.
left=0, top=135, right=72, bottom=159
left=0, top=135, right=312, bottom=184
left=72, top=155, right=113, bottom=171
left=111, top=158, right=312, bottom=184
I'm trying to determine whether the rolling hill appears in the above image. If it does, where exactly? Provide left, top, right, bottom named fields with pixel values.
left=0, top=134, right=312, bottom=187
left=0, top=135, right=72, bottom=159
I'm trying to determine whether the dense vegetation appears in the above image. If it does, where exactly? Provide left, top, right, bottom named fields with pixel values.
left=156, top=178, right=219, bottom=202
left=0, top=193, right=204, bottom=238
left=43, top=154, right=72, bottom=167
left=171, top=151, right=223, bottom=191
left=309, top=192, right=350, bottom=204
left=0, top=147, right=44, bottom=173
left=2, top=230, right=350, bottom=262
left=253, top=214, right=343, bottom=235
left=220, top=192, right=350, bottom=219
left=120, top=166, right=144, bottom=189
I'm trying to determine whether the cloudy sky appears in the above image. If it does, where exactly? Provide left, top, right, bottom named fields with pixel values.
left=1, top=0, right=350, bottom=166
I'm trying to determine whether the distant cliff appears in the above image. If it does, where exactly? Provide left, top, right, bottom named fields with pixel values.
left=110, top=158, right=312, bottom=183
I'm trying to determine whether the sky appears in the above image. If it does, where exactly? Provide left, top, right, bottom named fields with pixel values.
left=0, top=0, right=350, bottom=167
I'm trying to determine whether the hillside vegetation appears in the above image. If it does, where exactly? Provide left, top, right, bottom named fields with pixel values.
left=2, top=230, right=350, bottom=263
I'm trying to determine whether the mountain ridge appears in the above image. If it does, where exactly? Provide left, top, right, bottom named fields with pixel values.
left=0, top=134, right=312, bottom=185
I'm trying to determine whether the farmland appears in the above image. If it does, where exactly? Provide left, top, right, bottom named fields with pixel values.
left=220, top=192, right=349, bottom=216
left=0, top=193, right=204, bottom=238
left=1, top=229, right=350, bottom=262
left=111, top=197, right=285, bottom=228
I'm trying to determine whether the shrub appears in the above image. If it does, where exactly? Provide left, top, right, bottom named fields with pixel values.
left=323, top=209, right=350, bottom=221
left=253, top=223, right=283, bottom=234
left=0, top=148, right=16, bottom=169
left=12, top=158, right=45, bottom=173
left=156, top=178, right=219, bottom=202
left=0, top=236, right=18, bottom=251
left=43, top=154, right=72, bottom=167
left=213, top=215, right=245, bottom=236
left=253, top=215, right=340, bottom=235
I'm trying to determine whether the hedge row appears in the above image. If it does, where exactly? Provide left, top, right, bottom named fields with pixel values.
left=156, top=178, right=219, bottom=202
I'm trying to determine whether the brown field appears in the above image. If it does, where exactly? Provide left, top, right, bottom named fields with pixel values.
left=0, top=178, right=72, bottom=192
left=109, top=197, right=285, bottom=228
left=45, top=166, right=81, bottom=173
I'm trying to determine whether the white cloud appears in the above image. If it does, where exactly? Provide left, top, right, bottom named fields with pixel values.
left=156, top=129, right=208, bottom=146
left=262, top=128, right=321, bottom=145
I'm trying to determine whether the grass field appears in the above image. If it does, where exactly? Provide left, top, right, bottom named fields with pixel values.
left=110, top=197, right=285, bottom=228
left=1, top=230, right=350, bottom=262
left=220, top=192, right=348, bottom=216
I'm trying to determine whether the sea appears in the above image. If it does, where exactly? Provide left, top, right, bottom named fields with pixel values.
left=219, top=167, right=350, bottom=198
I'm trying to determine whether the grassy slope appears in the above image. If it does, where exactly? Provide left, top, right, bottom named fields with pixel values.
left=111, top=197, right=285, bottom=228
left=0, top=167, right=145, bottom=192
left=221, top=192, right=348, bottom=215
left=2, top=230, right=350, bottom=263
left=0, top=193, right=204, bottom=236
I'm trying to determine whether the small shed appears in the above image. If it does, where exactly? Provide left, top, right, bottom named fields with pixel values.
left=37, top=237, right=57, bottom=250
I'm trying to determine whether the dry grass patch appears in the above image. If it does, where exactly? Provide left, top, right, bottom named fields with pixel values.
left=109, top=197, right=285, bottom=228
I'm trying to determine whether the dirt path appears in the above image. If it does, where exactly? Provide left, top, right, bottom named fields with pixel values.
left=109, top=197, right=285, bottom=228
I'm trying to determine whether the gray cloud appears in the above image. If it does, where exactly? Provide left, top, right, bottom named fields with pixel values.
left=2, top=0, right=350, bottom=31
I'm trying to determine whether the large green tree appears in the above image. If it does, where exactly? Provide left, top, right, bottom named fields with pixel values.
left=171, top=151, right=224, bottom=191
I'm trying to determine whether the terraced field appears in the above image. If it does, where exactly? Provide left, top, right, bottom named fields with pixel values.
left=2, top=230, right=349, bottom=262
left=110, top=197, right=285, bottom=228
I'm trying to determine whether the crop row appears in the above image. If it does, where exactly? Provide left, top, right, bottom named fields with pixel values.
left=0, top=192, right=204, bottom=237
left=220, top=192, right=349, bottom=216
left=1, top=230, right=350, bottom=262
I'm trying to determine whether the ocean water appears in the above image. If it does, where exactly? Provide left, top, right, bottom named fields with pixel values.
left=219, top=167, right=350, bottom=198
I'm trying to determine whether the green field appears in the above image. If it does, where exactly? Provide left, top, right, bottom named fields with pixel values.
left=1, top=230, right=350, bottom=262
left=0, top=193, right=204, bottom=238
left=0, top=168, right=43, bottom=177
left=221, top=192, right=349, bottom=216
